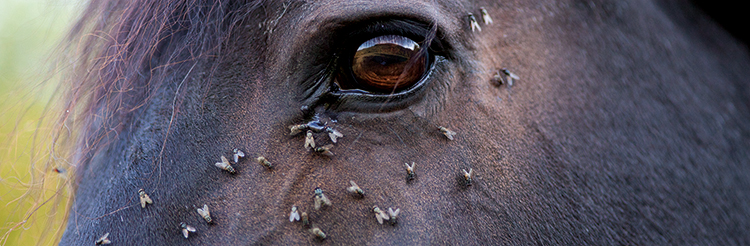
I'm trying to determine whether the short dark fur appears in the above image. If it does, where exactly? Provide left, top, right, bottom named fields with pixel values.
left=58, top=0, right=750, bottom=245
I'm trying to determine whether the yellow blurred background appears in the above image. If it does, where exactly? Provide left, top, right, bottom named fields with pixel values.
left=1, top=0, right=81, bottom=245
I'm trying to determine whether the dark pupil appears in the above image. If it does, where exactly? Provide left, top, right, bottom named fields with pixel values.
left=351, top=35, right=426, bottom=92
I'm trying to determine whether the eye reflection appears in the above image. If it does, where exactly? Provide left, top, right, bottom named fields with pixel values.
left=346, top=35, right=427, bottom=93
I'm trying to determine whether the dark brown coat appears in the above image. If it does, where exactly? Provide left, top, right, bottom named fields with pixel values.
left=59, top=0, right=750, bottom=245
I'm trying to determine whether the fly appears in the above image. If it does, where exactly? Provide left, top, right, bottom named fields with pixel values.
left=373, top=206, right=390, bottom=224
left=405, top=162, right=416, bottom=180
left=180, top=222, right=196, bottom=238
left=289, top=206, right=300, bottom=222
left=463, top=168, right=474, bottom=186
left=215, top=155, right=236, bottom=174
left=314, top=187, right=332, bottom=210
left=469, top=13, right=482, bottom=32
left=438, top=126, right=456, bottom=140
left=256, top=156, right=273, bottom=169
left=480, top=7, right=493, bottom=25
left=197, top=204, right=212, bottom=224
left=347, top=180, right=365, bottom=197
left=95, top=232, right=111, bottom=245
left=233, top=148, right=245, bottom=163
left=138, top=189, right=153, bottom=208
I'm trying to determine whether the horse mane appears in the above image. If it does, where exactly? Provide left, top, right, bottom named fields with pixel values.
left=62, top=0, right=262, bottom=170
left=6, top=1, right=264, bottom=244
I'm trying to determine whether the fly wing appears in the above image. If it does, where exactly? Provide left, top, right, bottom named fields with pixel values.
left=318, top=145, right=335, bottom=156
left=321, top=195, right=332, bottom=206
left=381, top=212, right=390, bottom=221
left=388, top=208, right=400, bottom=218
left=314, top=196, right=322, bottom=210
left=289, top=211, right=300, bottom=222
left=305, top=131, right=315, bottom=150
left=215, top=156, right=230, bottom=169
left=215, top=161, right=226, bottom=169
left=139, top=194, right=152, bottom=208
left=197, top=208, right=208, bottom=218
left=328, top=129, right=343, bottom=143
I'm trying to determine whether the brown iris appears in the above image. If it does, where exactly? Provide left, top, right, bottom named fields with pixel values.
left=350, top=35, right=427, bottom=92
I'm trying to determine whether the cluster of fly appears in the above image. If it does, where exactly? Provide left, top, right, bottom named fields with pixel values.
left=289, top=122, right=343, bottom=142
left=175, top=149, right=246, bottom=239
left=373, top=206, right=401, bottom=226
left=288, top=182, right=363, bottom=240
left=290, top=206, right=310, bottom=226
left=468, top=7, right=492, bottom=32
left=289, top=120, right=342, bottom=157
left=214, top=148, right=247, bottom=174
left=285, top=187, right=336, bottom=240
left=492, top=68, right=520, bottom=87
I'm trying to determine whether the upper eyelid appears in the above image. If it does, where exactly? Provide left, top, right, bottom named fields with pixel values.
left=286, top=1, right=458, bottom=61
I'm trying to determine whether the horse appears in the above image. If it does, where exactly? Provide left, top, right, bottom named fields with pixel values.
left=50, top=0, right=750, bottom=244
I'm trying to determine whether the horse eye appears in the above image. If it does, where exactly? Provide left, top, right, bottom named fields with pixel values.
left=342, top=35, right=428, bottom=93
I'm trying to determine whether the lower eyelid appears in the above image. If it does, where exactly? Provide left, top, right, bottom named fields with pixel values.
left=325, top=55, right=445, bottom=112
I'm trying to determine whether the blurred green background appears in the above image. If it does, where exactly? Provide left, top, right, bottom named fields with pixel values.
left=1, top=0, right=80, bottom=245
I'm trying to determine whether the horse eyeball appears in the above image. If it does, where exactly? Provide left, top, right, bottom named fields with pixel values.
left=350, top=35, right=427, bottom=92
